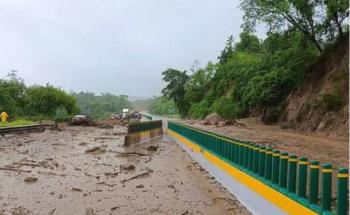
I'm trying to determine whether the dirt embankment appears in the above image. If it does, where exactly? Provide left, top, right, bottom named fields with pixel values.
left=279, top=35, right=349, bottom=137
left=0, top=126, right=249, bottom=215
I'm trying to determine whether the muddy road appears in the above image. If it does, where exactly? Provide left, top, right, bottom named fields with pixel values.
left=0, top=126, right=249, bottom=215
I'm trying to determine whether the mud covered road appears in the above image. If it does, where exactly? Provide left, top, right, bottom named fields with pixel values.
left=0, top=126, right=249, bottom=215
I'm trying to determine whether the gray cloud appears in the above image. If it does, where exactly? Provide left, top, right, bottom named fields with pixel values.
left=0, top=0, right=264, bottom=97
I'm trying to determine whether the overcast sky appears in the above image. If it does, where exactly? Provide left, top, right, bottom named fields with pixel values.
left=0, top=0, right=264, bottom=97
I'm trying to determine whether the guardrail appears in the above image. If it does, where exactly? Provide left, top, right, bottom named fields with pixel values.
left=127, top=120, right=162, bottom=134
left=142, top=114, right=153, bottom=121
left=168, top=121, right=348, bottom=215
left=0, top=124, right=47, bottom=135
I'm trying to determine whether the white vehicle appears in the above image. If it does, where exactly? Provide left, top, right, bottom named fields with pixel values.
left=122, top=108, right=129, bottom=117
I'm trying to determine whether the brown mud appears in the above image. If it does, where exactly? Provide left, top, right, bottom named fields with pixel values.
left=0, top=126, right=249, bottom=215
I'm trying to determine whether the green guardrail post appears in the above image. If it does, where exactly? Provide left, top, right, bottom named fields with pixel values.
left=297, top=157, right=308, bottom=198
left=242, top=142, right=246, bottom=168
left=288, top=155, right=298, bottom=193
left=236, top=141, right=241, bottom=166
left=239, top=142, right=244, bottom=167
left=235, top=141, right=240, bottom=165
left=272, top=150, right=280, bottom=184
left=309, top=160, right=320, bottom=205
left=253, top=145, right=259, bottom=174
left=229, top=141, right=235, bottom=163
left=337, top=168, right=348, bottom=215
left=321, top=163, right=332, bottom=212
left=244, top=142, right=249, bottom=169
left=248, top=143, right=254, bottom=171
left=258, top=146, right=266, bottom=177
left=264, top=148, right=273, bottom=180
left=233, top=141, right=237, bottom=163
left=279, top=152, right=289, bottom=188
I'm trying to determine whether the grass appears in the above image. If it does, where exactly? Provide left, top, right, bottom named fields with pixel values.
left=0, top=119, right=36, bottom=128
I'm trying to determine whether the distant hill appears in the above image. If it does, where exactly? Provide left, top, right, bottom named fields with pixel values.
left=127, top=95, right=152, bottom=102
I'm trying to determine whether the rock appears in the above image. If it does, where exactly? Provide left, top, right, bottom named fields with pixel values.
left=136, top=184, right=144, bottom=188
left=120, top=164, right=135, bottom=171
left=203, top=121, right=211, bottom=125
left=147, top=145, right=158, bottom=151
left=217, top=121, right=226, bottom=127
left=224, top=119, right=236, bottom=125
left=86, top=208, right=96, bottom=215
left=11, top=206, right=31, bottom=215
left=205, top=113, right=221, bottom=124
left=72, top=187, right=82, bottom=192
left=79, top=142, right=88, bottom=146
left=85, top=146, right=105, bottom=154
left=111, top=206, right=119, bottom=211
left=97, top=124, right=113, bottom=129
left=24, top=176, right=38, bottom=183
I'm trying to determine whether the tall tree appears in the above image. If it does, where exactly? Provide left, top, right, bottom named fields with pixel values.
left=161, top=68, right=190, bottom=117
left=240, top=0, right=349, bottom=53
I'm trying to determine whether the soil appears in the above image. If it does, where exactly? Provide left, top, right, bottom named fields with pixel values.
left=182, top=118, right=349, bottom=169
left=0, top=126, right=249, bottom=215
left=279, top=35, right=349, bottom=137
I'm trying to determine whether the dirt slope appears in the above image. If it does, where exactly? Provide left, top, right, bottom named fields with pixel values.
left=280, top=35, right=349, bottom=137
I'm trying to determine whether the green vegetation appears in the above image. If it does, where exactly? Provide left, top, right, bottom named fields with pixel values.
left=0, top=71, right=80, bottom=120
left=0, top=119, right=35, bottom=127
left=0, top=72, right=135, bottom=121
left=148, top=97, right=178, bottom=116
left=316, top=93, right=343, bottom=112
left=131, top=98, right=153, bottom=111
left=161, top=0, right=348, bottom=119
left=72, top=92, right=132, bottom=119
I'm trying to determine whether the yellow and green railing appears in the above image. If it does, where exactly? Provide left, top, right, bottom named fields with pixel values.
left=142, top=114, right=153, bottom=121
left=168, top=121, right=348, bottom=215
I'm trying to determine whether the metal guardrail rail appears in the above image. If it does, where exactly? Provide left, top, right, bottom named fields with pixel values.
left=127, top=120, right=162, bottom=134
left=168, top=121, right=349, bottom=215
left=0, top=124, right=49, bottom=135
left=141, top=114, right=153, bottom=121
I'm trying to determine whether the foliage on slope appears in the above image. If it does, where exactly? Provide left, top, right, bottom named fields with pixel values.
left=161, top=0, right=348, bottom=123
left=72, top=92, right=132, bottom=119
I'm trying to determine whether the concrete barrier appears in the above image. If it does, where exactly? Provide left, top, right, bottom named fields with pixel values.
left=124, top=120, right=163, bottom=145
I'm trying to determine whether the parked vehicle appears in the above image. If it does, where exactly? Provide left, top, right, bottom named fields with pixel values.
left=72, top=115, right=93, bottom=126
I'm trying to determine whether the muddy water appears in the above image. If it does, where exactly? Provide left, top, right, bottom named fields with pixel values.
left=0, top=126, right=249, bottom=215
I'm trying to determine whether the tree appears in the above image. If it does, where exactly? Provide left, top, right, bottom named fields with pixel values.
left=0, top=71, right=26, bottom=116
left=148, top=97, right=178, bottom=116
left=161, top=68, right=190, bottom=117
left=218, top=36, right=234, bottom=64
left=240, top=0, right=349, bottom=53
left=72, top=92, right=132, bottom=118
left=324, top=0, right=349, bottom=39
left=185, top=62, right=216, bottom=104
left=25, top=85, right=79, bottom=117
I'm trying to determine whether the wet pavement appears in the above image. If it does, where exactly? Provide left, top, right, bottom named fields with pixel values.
left=0, top=126, right=249, bottom=215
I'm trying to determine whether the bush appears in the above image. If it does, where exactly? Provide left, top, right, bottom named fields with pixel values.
left=316, top=94, right=343, bottom=112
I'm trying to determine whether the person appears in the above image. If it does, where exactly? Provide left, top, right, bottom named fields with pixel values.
left=0, top=111, right=9, bottom=122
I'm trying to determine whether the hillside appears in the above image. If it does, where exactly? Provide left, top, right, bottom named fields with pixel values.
left=279, top=35, right=349, bottom=137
